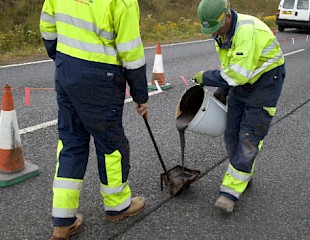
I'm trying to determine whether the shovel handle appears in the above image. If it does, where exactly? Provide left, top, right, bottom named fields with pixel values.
left=142, top=114, right=169, bottom=175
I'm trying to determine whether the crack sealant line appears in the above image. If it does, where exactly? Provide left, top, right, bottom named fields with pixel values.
left=107, top=196, right=172, bottom=240
left=109, top=99, right=310, bottom=240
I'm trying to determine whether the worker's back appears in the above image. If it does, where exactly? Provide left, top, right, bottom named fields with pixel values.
left=40, top=0, right=145, bottom=69
left=216, top=12, right=285, bottom=85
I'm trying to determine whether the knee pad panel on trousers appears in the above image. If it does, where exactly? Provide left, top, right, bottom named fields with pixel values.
left=234, top=129, right=261, bottom=173
left=96, top=135, right=130, bottom=185
left=120, top=137, right=130, bottom=182
left=242, top=107, right=273, bottom=139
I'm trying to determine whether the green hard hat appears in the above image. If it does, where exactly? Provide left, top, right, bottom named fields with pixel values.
left=198, top=0, right=230, bottom=34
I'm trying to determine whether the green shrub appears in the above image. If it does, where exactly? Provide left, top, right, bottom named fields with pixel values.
left=0, top=0, right=280, bottom=63
left=262, top=15, right=277, bottom=29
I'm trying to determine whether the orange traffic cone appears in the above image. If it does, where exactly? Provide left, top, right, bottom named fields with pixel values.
left=0, top=85, right=39, bottom=187
left=148, top=43, right=172, bottom=91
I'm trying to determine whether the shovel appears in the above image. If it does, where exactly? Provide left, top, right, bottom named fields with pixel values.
left=142, top=114, right=200, bottom=196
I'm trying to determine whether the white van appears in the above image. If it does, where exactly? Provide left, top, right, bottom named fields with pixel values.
left=276, top=0, right=310, bottom=31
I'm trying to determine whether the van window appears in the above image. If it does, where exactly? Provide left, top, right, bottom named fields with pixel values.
left=297, top=0, right=309, bottom=9
left=283, top=0, right=295, bottom=8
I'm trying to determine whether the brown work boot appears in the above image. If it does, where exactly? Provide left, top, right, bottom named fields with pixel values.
left=50, top=213, right=83, bottom=240
left=105, top=196, right=145, bottom=221
left=214, top=195, right=235, bottom=213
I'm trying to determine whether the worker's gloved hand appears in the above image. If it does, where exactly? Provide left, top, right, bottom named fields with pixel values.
left=192, top=71, right=204, bottom=85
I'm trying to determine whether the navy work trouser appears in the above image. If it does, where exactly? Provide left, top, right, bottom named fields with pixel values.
left=223, top=64, right=285, bottom=199
left=53, top=53, right=130, bottom=226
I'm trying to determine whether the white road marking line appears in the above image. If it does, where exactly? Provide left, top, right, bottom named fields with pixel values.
left=283, top=49, right=305, bottom=56
left=0, top=59, right=52, bottom=69
left=20, top=119, right=57, bottom=135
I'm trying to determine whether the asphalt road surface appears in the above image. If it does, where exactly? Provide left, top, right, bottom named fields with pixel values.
left=0, top=29, right=309, bottom=240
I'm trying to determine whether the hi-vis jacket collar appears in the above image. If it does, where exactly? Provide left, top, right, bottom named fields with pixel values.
left=213, top=10, right=238, bottom=49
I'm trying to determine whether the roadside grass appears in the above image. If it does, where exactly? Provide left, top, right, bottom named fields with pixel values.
left=0, top=0, right=277, bottom=65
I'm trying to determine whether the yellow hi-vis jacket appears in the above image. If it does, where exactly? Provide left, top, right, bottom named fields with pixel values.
left=40, top=0, right=145, bottom=70
left=216, top=13, right=285, bottom=86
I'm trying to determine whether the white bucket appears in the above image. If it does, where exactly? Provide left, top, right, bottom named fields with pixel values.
left=176, top=85, right=227, bottom=137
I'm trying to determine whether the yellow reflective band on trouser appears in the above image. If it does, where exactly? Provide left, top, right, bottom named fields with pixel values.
left=54, top=140, right=63, bottom=178
left=52, top=178, right=83, bottom=218
left=100, top=182, right=132, bottom=211
left=220, top=164, right=252, bottom=199
left=56, top=140, right=63, bottom=161
left=263, top=107, right=277, bottom=117
left=221, top=138, right=263, bottom=198
left=250, top=159, right=256, bottom=177
left=101, top=150, right=132, bottom=211
left=53, top=140, right=83, bottom=217
left=249, top=140, right=263, bottom=176
left=258, top=140, right=264, bottom=151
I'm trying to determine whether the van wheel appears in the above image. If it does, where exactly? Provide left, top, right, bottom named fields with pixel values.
left=278, top=25, right=285, bottom=32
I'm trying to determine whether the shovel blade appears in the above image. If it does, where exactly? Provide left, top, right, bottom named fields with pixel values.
left=161, top=165, right=200, bottom=196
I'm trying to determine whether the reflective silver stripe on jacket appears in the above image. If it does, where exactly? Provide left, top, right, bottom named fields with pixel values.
left=100, top=182, right=128, bottom=195
left=228, top=50, right=283, bottom=81
left=58, top=34, right=118, bottom=56
left=122, top=56, right=146, bottom=70
left=220, top=71, right=238, bottom=86
left=226, top=164, right=251, bottom=182
left=117, top=37, right=142, bottom=52
left=104, top=196, right=132, bottom=211
left=117, top=36, right=145, bottom=69
left=220, top=18, right=254, bottom=86
left=220, top=186, right=241, bottom=198
left=261, top=40, right=279, bottom=56
left=40, top=12, right=57, bottom=39
left=249, top=51, right=283, bottom=79
left=55, top=13, right=115, bottom=40
left=53, top=179, right=83, bottom=190
left=41, top=31, right=57, bottom=40
left=41, top=12, right=56, bottom=25
left=225, top=18, right=283, bottom=84
left=223, top=41, right=283, bottom=84
left=52, top=207, right=77, bottom=218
